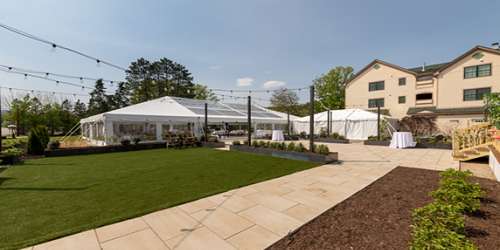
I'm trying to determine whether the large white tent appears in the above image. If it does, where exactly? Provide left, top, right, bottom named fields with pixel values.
left=293, top=109, right=394, bottom=140
left=80, top=96, right=293, bottom=145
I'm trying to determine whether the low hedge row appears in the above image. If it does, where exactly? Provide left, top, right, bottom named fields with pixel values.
left=410, top=169, right=483, bottom=250
left=232, top=140, right=330, bottom=155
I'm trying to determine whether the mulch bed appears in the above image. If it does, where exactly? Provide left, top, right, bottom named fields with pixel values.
left=268, top=167, right=500, bottom=250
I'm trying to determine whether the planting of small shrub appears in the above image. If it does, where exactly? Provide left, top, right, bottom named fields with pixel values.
left=431, top=169, right=483, bottom=213
left=287, top=142, right=296, bottom=151
left=315, top=144, right=330, bottom=155
left=410, top=169, right=482, bottom=250
left=411, top=202, right=476, bottom=250
left=232, top=140, right=241, bottom=145
left=27, top=125, right=50, bottom=155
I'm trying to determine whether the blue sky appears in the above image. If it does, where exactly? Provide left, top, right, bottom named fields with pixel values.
left=0, top=0, right=499, bottom=104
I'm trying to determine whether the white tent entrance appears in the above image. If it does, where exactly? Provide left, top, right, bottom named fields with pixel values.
left=293, top=109, right=393, bottom=140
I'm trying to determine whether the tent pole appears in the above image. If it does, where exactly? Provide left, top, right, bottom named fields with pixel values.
left=327, top=110, right=330, bottom=136
left=247, top=96, right=252, bottom=146
left=204, top=102, right=208, bottom=142
left=309, top=85, right=314, bottom=152
left=287, top=111, right=290, bottom=136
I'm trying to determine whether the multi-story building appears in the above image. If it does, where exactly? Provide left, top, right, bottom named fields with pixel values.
left=345, top=45, right=500, bottom=131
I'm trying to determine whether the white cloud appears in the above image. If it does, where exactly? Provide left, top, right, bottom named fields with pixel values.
left=237, top=77, right=254, bottom=87
left=263, top=80, right=286, bottom=89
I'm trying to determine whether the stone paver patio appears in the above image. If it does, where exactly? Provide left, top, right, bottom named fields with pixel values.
left=25, top=144, right=457, bottom=250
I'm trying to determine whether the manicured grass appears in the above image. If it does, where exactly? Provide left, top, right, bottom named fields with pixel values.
left=0, top=148, right=318, bottom=249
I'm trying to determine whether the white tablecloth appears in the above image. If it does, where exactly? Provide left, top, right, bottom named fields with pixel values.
left=389, top=132, right=416, bottom=149
left=271, top=130, right=285, bottom=141
left=255, top=130, right=268, bottom=138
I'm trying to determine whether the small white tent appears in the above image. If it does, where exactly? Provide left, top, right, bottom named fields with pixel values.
left=293, top=109, right=393, bottom=140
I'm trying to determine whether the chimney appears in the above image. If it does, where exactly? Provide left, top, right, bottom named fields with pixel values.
left=421, top=62, right=426, bottom=72
left=492, top=42, right=500, bottom=50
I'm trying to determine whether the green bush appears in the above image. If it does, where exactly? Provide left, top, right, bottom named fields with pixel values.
left=279, top=142, right=286, bottom=150
left=315, top=144, right=330, bottom=155
left=295, top=143, right=306, bottom=152
left=258, top=141, right=267, bottom=148
left=2, top=147, right=23, bottom=157
left=27, top=126, right=50, bottom=155
left=252, top=140, right=259, bottom=147
left=232, top=140, right=241, bottom=146
left=287, top=142, right=296, bottom=151
left=431, top=169, right=483, bottom=213
left=410, top=202, right=476, bottom=250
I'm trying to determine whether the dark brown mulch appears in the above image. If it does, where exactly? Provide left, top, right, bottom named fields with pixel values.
left=267, top=166, right=500, bottom=250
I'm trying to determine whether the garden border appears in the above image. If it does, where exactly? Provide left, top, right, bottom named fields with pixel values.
left=229, top=145, right=338, bottom=163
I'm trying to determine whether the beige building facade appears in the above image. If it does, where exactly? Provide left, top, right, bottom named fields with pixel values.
left=345, top=45, right=500, bottom=131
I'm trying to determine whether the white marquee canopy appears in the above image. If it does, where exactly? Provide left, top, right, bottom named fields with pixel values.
left=293, top=108, right=394, bottom=140
left=80, top=96, right=294, bottom=145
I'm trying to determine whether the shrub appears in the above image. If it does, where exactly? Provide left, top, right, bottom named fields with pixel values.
left=27, top=125, right=50, bottom=155
left=315, top=144, right=330, bottom=155
left=295, top=143, right=306, bottom=152
left=258, top=141, right=266, bottom=147
left=264, top=141, right=271, bottom=148
left=232, top=140, right=241, bottom=146
left=48, top=140, right=61, bottom=150
left=331, top=132, right=340, bottom=139
left=120, top=139, right=131, bottom=146
left=252, top=140, right=259, bottom=147
left=410, top=202, right=476, bottom=250
left=0, top=148, right=24, bottom=165
left=431, top=169, right=483, bottom=213
left=242, top=140, right=248, bottom=145
left=279, top=142, right=286, bottom=150
left=287, top=142, right=296, bottom=151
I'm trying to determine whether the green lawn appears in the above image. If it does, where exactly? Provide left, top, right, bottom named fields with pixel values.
left=0, top=148, right=317, bottom=249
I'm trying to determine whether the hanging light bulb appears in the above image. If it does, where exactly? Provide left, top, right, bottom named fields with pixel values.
left=24, top=74, right=28, bottom=80
left=110, top=81, right=114, bottom=86
left=51, top=44, right=57, bottom=52
left=80, top=77, right=84, bottom=83
left=81, top=86, right=85, bottom=91
left=45, top=72, right=49, bottom=78
left=8, top=67, right=12, bottom=71
left=56, top=81, right=60, bottom=86
left=96, top=59, right=101, bottom=67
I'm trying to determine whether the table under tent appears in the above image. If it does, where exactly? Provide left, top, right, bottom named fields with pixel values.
left=79, top=96, right=293, bottom=146
left=293, top=109, right=397, bottom=140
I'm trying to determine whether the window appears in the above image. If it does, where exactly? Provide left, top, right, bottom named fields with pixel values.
left=369, top=81, right=384, bottom=91
left=368, top=98, right=384, bottom=108
left=398, top=77, right=406, bottom=86
left=463, top=87, right=491, bottom=101
left=398, top=96, right=406, bottom=104
left=464, top=64, right=491, bottom=79
left=416, top=93, right=433, bottom=101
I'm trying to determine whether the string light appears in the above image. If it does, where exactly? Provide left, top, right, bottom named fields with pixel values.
left=0, top=64, right=123, bottom=85
left=0, top=22, right=127, bottom=71
left=0, top=68, right=94, bottom=90
left=0, top=86, right=89, bottom=97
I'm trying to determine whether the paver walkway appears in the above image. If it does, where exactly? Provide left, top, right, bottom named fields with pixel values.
left=25, top=144, right=458, bottom=250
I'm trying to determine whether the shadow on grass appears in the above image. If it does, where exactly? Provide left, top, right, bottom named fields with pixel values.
left=0, top=177, right=15, bottom=185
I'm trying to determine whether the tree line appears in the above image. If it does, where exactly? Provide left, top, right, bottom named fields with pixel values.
left=5, top=57, right=217, bottom=136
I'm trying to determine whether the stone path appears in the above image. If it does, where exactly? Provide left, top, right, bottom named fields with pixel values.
left=25, top=144, right=457, bottom=250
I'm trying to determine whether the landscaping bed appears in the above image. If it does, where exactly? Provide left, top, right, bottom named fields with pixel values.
left=315, top=138, right=350, bottom=144
left=363, top=140, right=391, bottom=146
left=268, top=167, right=500, bottom=250
left=230, top=144, right=338, bottom=163
left=44, top=142, right=167, bottom=157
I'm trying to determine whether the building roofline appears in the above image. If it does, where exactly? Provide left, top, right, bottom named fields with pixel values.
left=347, top=45, right=500, bottom=87
left=346, top=59, right=417, bottom=87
